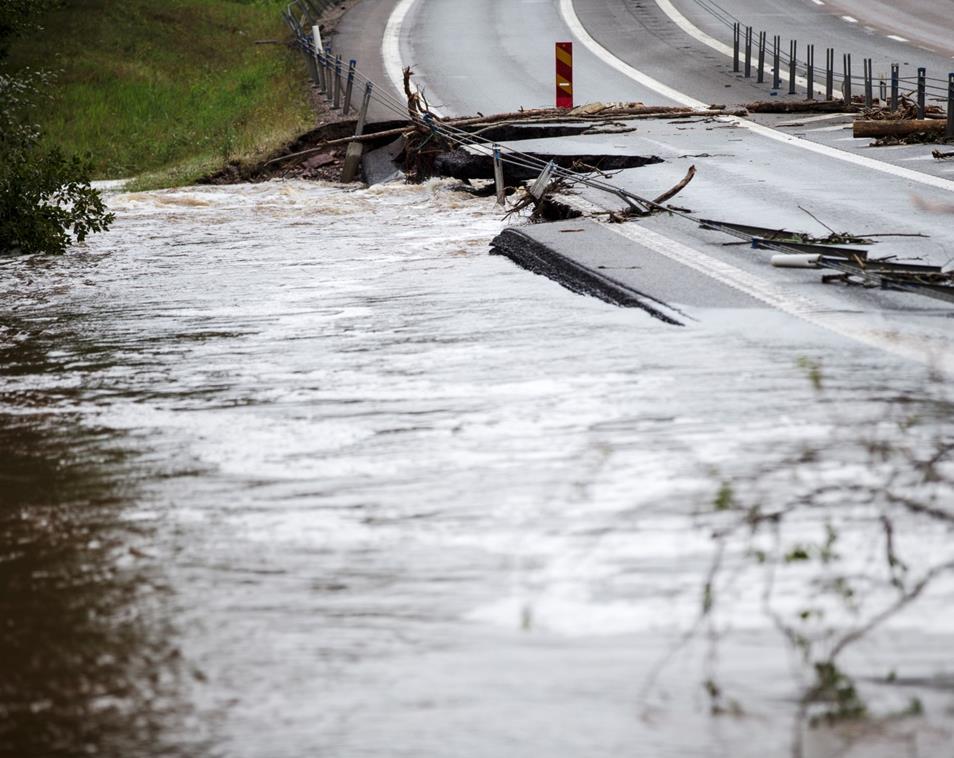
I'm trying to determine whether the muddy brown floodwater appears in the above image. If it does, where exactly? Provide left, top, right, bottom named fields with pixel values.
left=1, top=180, right=952, bottom=757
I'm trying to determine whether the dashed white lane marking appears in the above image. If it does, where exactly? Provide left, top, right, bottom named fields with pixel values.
left=811, top=0, right=824, bottom=5
left=605, top=223, right=954, bottom=372
left=886, top=34, right=909, bottom=42
left=841, top=15, right=858, bottom=23
left=577, top=0, right=954, bottom=192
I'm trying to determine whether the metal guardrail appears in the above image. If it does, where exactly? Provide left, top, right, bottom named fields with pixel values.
left=279, top=1, right=954, bottom=306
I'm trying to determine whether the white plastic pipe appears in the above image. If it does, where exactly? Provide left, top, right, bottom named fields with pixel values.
left=771, top=254, right=821, bottom=269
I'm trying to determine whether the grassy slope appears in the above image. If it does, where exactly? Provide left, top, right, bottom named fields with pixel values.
left=7, top=0, right=315, bottom=188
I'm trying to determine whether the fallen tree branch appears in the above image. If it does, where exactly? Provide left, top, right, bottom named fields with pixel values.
left=653, top=165, right=696, bottom=205
left=744, top=100, right=858, bottom=114
left=853, top=119, right=947, bottom=139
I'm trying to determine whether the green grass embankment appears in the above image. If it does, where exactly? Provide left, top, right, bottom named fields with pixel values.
left=7, top=0, right=315, bottom=189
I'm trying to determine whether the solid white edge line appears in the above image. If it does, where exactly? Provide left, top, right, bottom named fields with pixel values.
left=558, top=0, right=706, bottom=108
left=654, top=0, right=826, bottom=96
left=605, top=224, right=953, bottom=372
left=382, top=0, right=415, bottom=105
left=560, top=0, right=954, bottom=193
left=382, top=0, right=445, bottom=118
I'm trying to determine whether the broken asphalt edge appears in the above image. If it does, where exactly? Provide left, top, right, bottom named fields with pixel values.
left=489, top=226, right=685, bottom=326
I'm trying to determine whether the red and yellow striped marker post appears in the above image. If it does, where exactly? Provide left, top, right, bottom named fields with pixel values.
left=555, top=42, right=573, bottom=109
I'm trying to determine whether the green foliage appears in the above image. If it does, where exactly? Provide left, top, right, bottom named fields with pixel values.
left=4, top=0, right=315, bottom=188
left=1, top=1, right=113, bottom=255
left=0, top=145, right=113, bottom=256
left=807, top=662, right=868, bottom=726
left=797, top=356, right=824, bottom=391
left=713, top=481, right=735, bottom=511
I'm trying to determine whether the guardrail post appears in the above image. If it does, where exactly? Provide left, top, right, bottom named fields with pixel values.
left=312, top=26, right=325, bottom=93
left=890, top=63, right=899, bottom=112
left=825, top=48, right=834, bottom=100
left=744, top=26, right=752, bottom=77
left=341, top=82, right=373, bottom=183
left=757, top=32, right=766, bottom=83
left=806, top=45, right=814, bottom=100
left=333, top=54, right=342, bottom=109
left=843, top=54, right=852, bottom=104
left=947, top=74, right=954, bottom=139
left=773, top=36, right=781, bottom=89
left=343, top=59, right=356, bottom=115
left=493, top=145, right=506, bottom=205
left=917, top=67, right=926, bottom=118
left=788, top=40, right=797, bottom=95
left=733, top=23, right=740, bottom=73
left=864, top=59, right=873, bottom=108
left=324, top=46, right=333, bottom=101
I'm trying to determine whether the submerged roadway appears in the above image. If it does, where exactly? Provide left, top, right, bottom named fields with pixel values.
left=336, top=0, right=954, bottom=369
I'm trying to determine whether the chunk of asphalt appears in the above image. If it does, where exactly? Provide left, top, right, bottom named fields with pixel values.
left=490, top=219, right=763, bottom=323
left=362, top=136, right=406, bottom=185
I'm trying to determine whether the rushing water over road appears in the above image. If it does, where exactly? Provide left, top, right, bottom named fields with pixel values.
left=1, top=180, right=952, bottom=757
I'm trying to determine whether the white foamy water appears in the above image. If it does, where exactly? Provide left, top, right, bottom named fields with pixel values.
left=1, top=179, right=952, bottom=757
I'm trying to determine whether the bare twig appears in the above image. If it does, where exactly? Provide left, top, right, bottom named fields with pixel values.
left=652, top=165, right=696, bottom=205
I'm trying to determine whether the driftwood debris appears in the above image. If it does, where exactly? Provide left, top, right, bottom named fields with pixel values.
left=653, top=165, right=696, bottom=205
left=853, top=119, right=947, bottom=139
left=263, top=100, right=740, bottom=168
left=744, top=100, right=858, bottom=114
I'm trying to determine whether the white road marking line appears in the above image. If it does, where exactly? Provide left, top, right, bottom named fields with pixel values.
left=776, top=112, right=850, bottom=126
left=651, top=0, right=828, bottom=98
left=557, top=0, right=708, bottom=108
left=382, top=0, right=446, bottom=118
left=605, top=223, right=954, bottom=371
left=806, top=123, right=852, bottom=132
left=886, top=34, right=908, bottom=43
left=811, top=0, right=824, bottom=5
left=568, top=0, right=954, bottom=192
left=841, top=15, right=858, bottom=23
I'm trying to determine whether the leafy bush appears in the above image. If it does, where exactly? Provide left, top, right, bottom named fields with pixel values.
left=0, top=1, right=113, bottom=256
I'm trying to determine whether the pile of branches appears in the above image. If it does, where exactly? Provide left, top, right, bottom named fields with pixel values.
left=861, top=93, right=945, bottom=121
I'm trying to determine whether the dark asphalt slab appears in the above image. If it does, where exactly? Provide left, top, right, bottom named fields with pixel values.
left=492, top=219, right=763, bottom=323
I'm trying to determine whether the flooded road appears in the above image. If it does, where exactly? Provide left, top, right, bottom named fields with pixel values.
left=1, top=180, right=952, bottom=757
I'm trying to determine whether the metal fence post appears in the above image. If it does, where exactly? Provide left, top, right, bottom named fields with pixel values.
left=333, top=55, right=342, bottom=109
left=890, top=63, right=899, bottom=112
left=843, top=54, right=852, bottom=104
left=744, top=26, right=752, bottom=78
left=917, top=67, right=926, bottom=119
left=733, top=23, right=740, bottom=73
left=864, top=59, right=873, bottom=108
left=324, top=46, right=333, bottom=101
left=826, top=48, right=834, bottom=100
left=341, top=82, right=373, bottom=183
left=806, top=45, right=814, bottom=100
left=947, top=73, right=954, bottom=139
left=312, top=26, right=325, bottom=93
left=343, top=59, right=356, bottom=115
left=757, top=31, right=766, bottom=83
left=788, top=40, right=797, bottom=95
left=773, top=35, right=781, bottom=89
left=493, top=145, right=506, bottom=205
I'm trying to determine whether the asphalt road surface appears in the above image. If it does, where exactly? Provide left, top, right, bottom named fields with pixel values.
left=336, top=0, right=954, bottom=363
